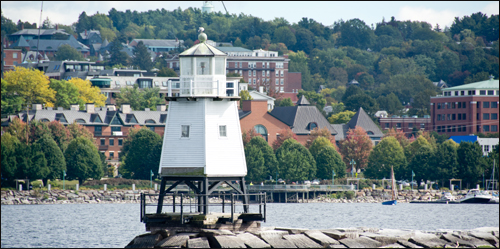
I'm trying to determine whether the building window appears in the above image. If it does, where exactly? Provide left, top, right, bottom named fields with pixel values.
left=451, top=102, right=456, bottom=109
left=13, top=53, right=18, bottom=59
left=408, top=123, right=413, bottom=128
left=447, top=114, right=451, bottom=120
left=109, top=152, right=114, bottom=159
left=477, top=113, right=480, bottom=120
left=248, top=70, right=251, bottom=76
left=162, top=81, right=167, bottom=87
left=253, top=79, right=256, bottom=84
left=111, top=126, right=121, bottom=132
left=100, top=139, right=106, bottom=146
left=239, top=62, right=242, bottom=68
left=491, top=102, right=498, bottom=108
left=148, top=126, right=155, bottom=132
left=181, top=125, right=190, bottom=138
left=385, top=123, right=390, bottom=128
left=437, top=114, right=441, bottom=121
left=420, top=123, right=425, bottom=129
left=262, top=71, right=265, bottom=77
left=396, top=123, right=401, bottom=128
left=219, top=125, right=227, bottom=137
left=275, top=79, right=279, bottom=84
left=452, top=126, right=456, bottom=132
left=488, top=90, right=494, bottom=95
left=254, top=124, right=268, bottom=141
left=492, top=125, right=498, bottom=132
left=462, top=102, right=466, bottom=108
left=118, top=139, right=123, bottom=146
left=452, top=114, right=456, bottom=120
left=484, top=145, right=490, bottom=152
left=483, top=113, right=490, bottom=120
left=492, top=113, right=498, bottom=120
left=280, top=79, right=284, bottom=85
left=275, top=70, right=279, bottom=77
left=483, top=102, right=490, bottom=108
left=458, top=102, right=462, bottom=108
left=280, top=87, right=284, bottom=92
left=275, top=86, right=279, bottom=92
left=480, top=90, right=486, bottom=95
left=458, top=114, right=462, bottom=120
left=308, top=122, right=318, bottom=131
left=483, top=125, right=490, bottom=132
left=95, top=126, right=102, bottom=136
left=267, top=71, right=270, bottom=77
left=253, top=70, right=256, bottom=76
left=468, top=90, right=475, bottom=95
left=109, top=139, right=114, bottom=146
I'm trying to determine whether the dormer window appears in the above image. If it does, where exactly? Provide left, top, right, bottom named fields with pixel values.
left=367, top=131, right=374, bottom=135
left=308, top=122, right=318, bottom=131
left=145, top=119, right=156, bottom=124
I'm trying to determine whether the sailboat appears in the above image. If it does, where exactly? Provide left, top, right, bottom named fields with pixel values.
left=382, top=166, right=397, bottom=205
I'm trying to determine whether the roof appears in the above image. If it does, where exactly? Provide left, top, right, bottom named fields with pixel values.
left=79, top=30, right=100, bottom=40
left=296, top=95, right=310, bottom=106
left=443, top=78, right=499, bottom=91
left=180, top=39, right=226, bottom=57
left=270, top=105, right=337, bottom=135
left=10, top=29, right=69, bottom=36
left=238, top=110, right=252, bottom=119
left=433, top=80, right=448, bottom=89
left=249, top=90, right=276, bottom=101
left=217, top=47, right=253, bottom=53
left=449, top=136, right=478, bottom=144
left=132, top=39, right=182, bottom=48
left=27, top=36, right=89, bottom=52
left=347, top=107, right=384, bottom=138
left=9, top=35, right=30, bottom=47
left=331, top=124, right=348, bottom=141
left=2, top=106, right=168, bottom=127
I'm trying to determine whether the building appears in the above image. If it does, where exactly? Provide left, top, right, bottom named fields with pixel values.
left=1, top=48, right=22, bottom=73
left=13, top=35, right=90, bottom=58
left=1, top=103, right=168, bottom=169
left=449, top=135, right=499, bottom=156
left=9, top=28, right=70, bottom=42
left=332, top=107, right=384, bottom=145
left=430, top=77, right=499, bottom=136
left=20, top=60, right=102, bottom=80
left=248, top=89, right=275, bottom=110
left=129, top=39, right=184, bottom=53
left=78, top=30, right=102, bottom=47
left=379, top=115, right=431, bottom=137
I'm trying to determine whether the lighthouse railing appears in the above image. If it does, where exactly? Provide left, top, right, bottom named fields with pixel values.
left=178, top=79, right=236, bottom=97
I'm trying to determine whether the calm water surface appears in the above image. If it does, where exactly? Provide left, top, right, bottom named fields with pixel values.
left=2, top=203, right=498, bottom=248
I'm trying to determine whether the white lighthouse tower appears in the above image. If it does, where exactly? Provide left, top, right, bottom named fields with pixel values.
left=156, top=28, right=248, bottom=215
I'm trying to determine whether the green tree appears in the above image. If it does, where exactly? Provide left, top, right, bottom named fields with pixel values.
left=121, top=128, right=162, bottom=179
left=273, top=26, right=296, bottom=48
left=432, top=140, right=459, bottom=188
left=157, top=67, right=178, bottom=77
left=1, top=78, right=24, bottom=115
left=297, top=90, right=327, bottom=110
left=288, top=51, right=313, bottom=91
left=115, top=85, right=162, bottom=110
left=328, top=110, right=355, bottom=124
left=407, top=145, right=434, bottom=182
left=456, top=142, right=486, bottom=187
left=344, top=94, right=378, bottom=115
left=316, top=146, right=345, bottom=180
left=245, top=136, right=278, bottom=182
left=49, top=79, right=82, bottom=110
left=1, top=133, right=20, bottom=187
left=64, top=136, right=103, bottom=185
left=275, top=97, right=293, bottom=107
left=308, top=137, right=336, bottom=160
left=365, top=136, right=407, bottom=179
left=54, top=44, right=84, bottom=61
left=338, top=18, right=375, bottom=49
left=275, top=139, right=316, bottom=182
left=132, top=41, right=153, bottom=71
left=377, top=93, right=403, bottom=115
left=109, top=40, right=130, bottom=66
left=239, top=90, right=253, bottom=109
left=35, top=134, right=66, bottom=186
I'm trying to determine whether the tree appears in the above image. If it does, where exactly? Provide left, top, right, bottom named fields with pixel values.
left=297, top=90, right=327, bottom=110
left=407, top=145, right=433, bottom=182
left=1, top=133, right=20, bottom=187
left=35, top=134, right=66, bottom=186
left=64, top=136, right=103, bottom=185
left=432, top=140, right=459, bottom=188
left=344, top=94, right=379, bottom=115
left=54, top=44, right=84, bottom=61
left=68, top=78, right=107, bottom=108
left=239, top=90, right=253, bottom=109
left=3, top=66, right=56, bottom=108
left=338, top=18, right=375, bottom=49
left=242, top=128, right=261, bottom=146
left=66, top=123, right=94, bottom=142
left=47, top=121, right=71, bottom=152
left=328, top=110, right=355, bottom=124
left=316, top=146, right=345, bottom=180
left=308, top=137, right=336, bottom=160
left=245, top=136, right=278, bottom=182
left=273, top=26, right=296, bottom=48
left=157, top=67, right=178, bottom=77
left=384, top=128, right=411, bottom=149
left=275, top=98, right=293, bottom=107
left=275, top=139, right=316, bottom=182
left=49, top=79, right=82, bottom=110
left=365, top=136, right=407, bottom=179
left=339, top=126, right=373, bottom=171
left=288, top=51, right=313, bottom=91
left=272, top=127, right=298, bottom=151
left=121, top=128, right=162, bottom=179
left=109, top=40, right=130, bottom=66
left=377, top=93, right=403, bottom=115
left=132, top=41, right=153, bottom=71
left=305, top=127, right=335, bottom=149
left=456, top=142, right=487, bottom=187
left=406, top=136, right=433, bottom=163
left=327, top=67, right=348, bottom=88
left=1, top=78, right=24, bottom=115
left=115, top=85, right=162, bottom=110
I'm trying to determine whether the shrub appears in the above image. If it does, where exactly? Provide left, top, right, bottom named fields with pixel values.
left=345, top=191, right=355, bottom=200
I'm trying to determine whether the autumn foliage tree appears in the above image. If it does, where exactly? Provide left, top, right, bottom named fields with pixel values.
left=383, top=128, right=411, bottom=149
left=339, top=126, right=373, bottom=171
left=67, top=78, right=107, bottom=108
left=2, top=66, right=55, bottom=108
left=305, top=127, right=335, bottom=149
left=242, top=128, right=262, bottom=146
left=272, top=127, right=298, bottom=150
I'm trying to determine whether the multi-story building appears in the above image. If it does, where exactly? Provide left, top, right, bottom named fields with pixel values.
left=1, top=48, right=22, bottom=74
left=20, top=60, right=103, bottom=80
left=1, top=103, right=168, bottom=171
left=430, top=77, right=499, bottom=136
left=129, top=39, right=184, bottom=53
left=379, top=115, right=431, bottom=137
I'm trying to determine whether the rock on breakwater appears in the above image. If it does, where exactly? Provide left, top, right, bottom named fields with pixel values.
left=125, top=226, right=499, bottom=248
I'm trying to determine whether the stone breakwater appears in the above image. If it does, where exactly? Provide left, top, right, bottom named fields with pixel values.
left=1, top=189, right=469, bottom=205
left=125, top=226, right=499, bottom=248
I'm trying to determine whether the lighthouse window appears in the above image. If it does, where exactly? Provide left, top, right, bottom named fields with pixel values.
left=181, top=57, right=192, bottom=75
left=181, top=125, right=190, bottom=138
left=215, top=57, right=225, bottom=75
left=219, top=125, right=227, bottom=137
left=197, top=58, right=210, bottom=75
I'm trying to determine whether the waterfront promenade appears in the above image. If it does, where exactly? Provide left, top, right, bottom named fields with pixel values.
left=0, top=188, right=479, bottom=205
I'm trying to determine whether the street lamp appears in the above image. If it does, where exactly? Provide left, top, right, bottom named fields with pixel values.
left=350, top=159, right=356, bottom=178
left=63, top=170, right=66, bottom=190
left=332, top=170, right=335, bottom=186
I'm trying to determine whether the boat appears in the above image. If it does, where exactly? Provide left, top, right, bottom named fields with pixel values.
left=382, top=166, right=397, bottom=205
left=438, top=192, right=456, bottom=202
left=459, top=189, right=492, bottom=203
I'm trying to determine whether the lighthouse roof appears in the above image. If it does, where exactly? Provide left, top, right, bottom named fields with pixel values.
left=179, top=30, right=226, bottom=57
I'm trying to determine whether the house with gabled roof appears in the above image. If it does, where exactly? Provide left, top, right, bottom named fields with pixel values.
left=1, top=103, right=168, bottom=169
left=78, top=30, right=102, bottom=47
left=9, top=28, right=70, bottom=42
left=331, top=107, right=384, bottom=145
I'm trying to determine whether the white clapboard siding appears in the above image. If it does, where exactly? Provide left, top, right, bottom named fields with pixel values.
left=159, top=99, right=206, bottom=171
left=204, top=99, right=247, bottom=177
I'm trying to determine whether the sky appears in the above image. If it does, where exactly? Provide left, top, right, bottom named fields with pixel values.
left=2, top=1, right=499, bottom=30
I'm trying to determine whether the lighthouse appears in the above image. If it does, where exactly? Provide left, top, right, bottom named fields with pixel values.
left=156, top=28, right=248, bottom=215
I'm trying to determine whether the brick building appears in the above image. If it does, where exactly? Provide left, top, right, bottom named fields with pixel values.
left=378, top=115, right=431, bottom=137
left=2, top=103, right=168, bottom=169
left=430, top=78, right=499, bottom=135
left=1, top=48, right=22, bottom=73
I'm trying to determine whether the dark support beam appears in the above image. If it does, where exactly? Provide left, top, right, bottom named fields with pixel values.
left=197, top=181, right=202, bottom=213
left=184, top=180, right=201, bottom=194
left=240, top=177, right=249, bottom=213
left=156, top=178, right=167, bottom=214
left=207, top=181, right=223, bottom=195
left=203, top=178, right=209, bottom=214
left=226, top=181, right=244, bottom=195
left=165, top=180, right=183, bottom=193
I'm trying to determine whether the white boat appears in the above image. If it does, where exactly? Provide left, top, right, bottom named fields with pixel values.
left=459, top=189, right=492, bottom=203
left=438, top=192, right=456, bottom=202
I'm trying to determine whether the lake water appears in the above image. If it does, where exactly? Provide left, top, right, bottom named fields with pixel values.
left=2, top=203, right=498, bottom=248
